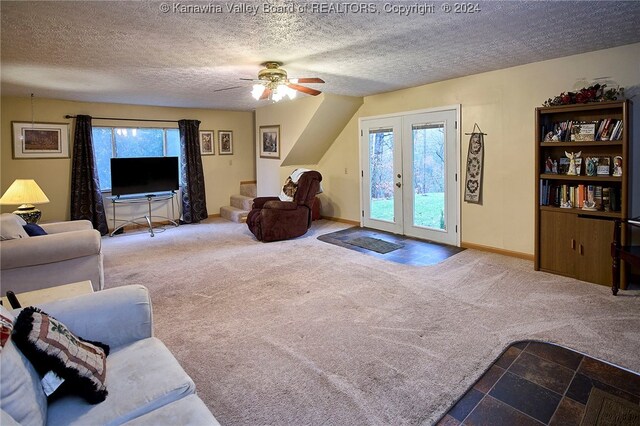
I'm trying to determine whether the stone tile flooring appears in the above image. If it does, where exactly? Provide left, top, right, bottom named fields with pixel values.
left=317, top=226, right=464, bottom=266
left=438, top=341, right=640, bottom=425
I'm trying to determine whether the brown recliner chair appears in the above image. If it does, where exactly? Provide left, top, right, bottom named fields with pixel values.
left=247, top=171, right=322, bottom=242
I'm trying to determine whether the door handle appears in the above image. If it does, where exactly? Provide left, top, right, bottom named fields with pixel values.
left=396, top=182, right=402, bottom=188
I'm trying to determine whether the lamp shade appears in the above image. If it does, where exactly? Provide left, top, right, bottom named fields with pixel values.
left=0, top=179, right=50, bottom=206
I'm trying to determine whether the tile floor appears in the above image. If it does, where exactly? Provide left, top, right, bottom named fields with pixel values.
left=438, top=341, right=640, bottom=425
left=317, top=227, right=464, bottom=266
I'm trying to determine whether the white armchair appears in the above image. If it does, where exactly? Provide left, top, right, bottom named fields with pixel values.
left=0, top=213, right=104, bottom=295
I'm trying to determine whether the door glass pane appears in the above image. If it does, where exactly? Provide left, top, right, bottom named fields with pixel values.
left=369, top=128, right=395, bottom=222
left=412, top=123, right=445, bottom=230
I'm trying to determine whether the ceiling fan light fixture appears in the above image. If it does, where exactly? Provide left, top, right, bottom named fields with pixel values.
left=251, top=84, right=266, bottom=100
left=249, top=62, right=322, bottom=102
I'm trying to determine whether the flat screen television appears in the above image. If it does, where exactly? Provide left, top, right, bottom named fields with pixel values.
left=110, top=157, right=179, bottom=197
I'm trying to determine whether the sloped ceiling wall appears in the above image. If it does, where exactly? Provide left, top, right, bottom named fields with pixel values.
left=281, top=94, right=363, bottom=166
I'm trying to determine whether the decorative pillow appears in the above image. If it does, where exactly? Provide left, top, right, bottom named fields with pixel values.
left=12, top=307, right=110, bottom=404
left=0, top=213, right=28, bottom=240
left=1, top=313, right=13, bottom=350
left=22, top=223, right=47, bottom=237
left=279, top=168, right=312, bottom=202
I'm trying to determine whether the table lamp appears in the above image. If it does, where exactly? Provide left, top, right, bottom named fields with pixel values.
left=0, top=179, right=50, bottom=223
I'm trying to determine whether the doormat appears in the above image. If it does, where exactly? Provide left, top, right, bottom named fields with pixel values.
left=581, top=387, right=640, bottom=425
left=345, top=236, right=403, bottom=254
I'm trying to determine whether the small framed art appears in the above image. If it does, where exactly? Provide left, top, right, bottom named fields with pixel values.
left=199, top=130, right=214, bottom=155
left=12, top=122, right=70, bottom=158
left=218, top=130, right=233, bottom=155
left=259, top=125, right=280, bottom=159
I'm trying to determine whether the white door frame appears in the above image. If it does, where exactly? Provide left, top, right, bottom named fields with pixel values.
left=358, top=105, right=461, bottom=246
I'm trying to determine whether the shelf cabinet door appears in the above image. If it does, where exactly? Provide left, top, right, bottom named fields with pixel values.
left=539, top=210, right=576, bottom=277
left=576, top=216, right=614, bottom=286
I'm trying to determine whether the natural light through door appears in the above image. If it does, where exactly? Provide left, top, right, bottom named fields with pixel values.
left=361, top=107, right=459, bottom=246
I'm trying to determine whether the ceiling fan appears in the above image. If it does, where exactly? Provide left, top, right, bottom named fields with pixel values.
left=241, top=62, right=325, bottom=102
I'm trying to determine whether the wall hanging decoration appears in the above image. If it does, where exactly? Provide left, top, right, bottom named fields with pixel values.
left=12, top=122, right=70, bottom=158
left=199, top=130, right=215, bottom=155
left=259, top=125, right=280, bottom=159
left=464, top=123, right=485, bottom=204
left=218, top=130, right=233, bottom=155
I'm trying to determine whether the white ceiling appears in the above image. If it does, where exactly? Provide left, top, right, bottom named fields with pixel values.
left=2, top=1, right=639, bottom=111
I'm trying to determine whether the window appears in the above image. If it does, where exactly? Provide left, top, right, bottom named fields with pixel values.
left=92, top=127, right=181, bottom=191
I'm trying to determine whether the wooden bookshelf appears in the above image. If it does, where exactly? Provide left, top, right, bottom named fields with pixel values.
left=534, top=100, right=629, bottom=289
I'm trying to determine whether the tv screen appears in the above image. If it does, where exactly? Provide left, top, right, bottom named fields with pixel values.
left=110, top=157, right=179, bottom=196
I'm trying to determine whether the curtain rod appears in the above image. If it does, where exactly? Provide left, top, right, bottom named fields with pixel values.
left=64, top=115, right=179, bottom=123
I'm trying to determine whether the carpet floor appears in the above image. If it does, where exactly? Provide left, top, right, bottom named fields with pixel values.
left=102, top=218, right=640, bottom=425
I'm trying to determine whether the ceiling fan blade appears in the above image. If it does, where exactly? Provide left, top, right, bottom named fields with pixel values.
left=286, top=83, right=322, bottom=96
left=292, top=78, right=325, bottom=84
left=212, top=86, right=242, bottom=93
left=260, top=88, right=272, bottom=100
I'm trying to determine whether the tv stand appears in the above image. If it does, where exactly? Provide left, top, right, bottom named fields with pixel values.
left=109, top=192, right=179, bottom=237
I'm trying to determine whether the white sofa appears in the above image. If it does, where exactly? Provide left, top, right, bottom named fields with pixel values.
left=0, top=213, right=104, bottom=295
left=0, top=285, right=219, bottom=425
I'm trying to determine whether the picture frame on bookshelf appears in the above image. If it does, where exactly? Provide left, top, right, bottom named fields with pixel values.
left=558, top=157, right=570, bottom=175
left=596, top=157, right=610, bottom=176
left=571, top=121, right=597, bottom=141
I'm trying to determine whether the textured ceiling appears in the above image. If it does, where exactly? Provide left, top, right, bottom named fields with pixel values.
left=2, top=1, right=639, bottom=111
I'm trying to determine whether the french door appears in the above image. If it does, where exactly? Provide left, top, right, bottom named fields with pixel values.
left=360, top=107, right=459, bottom=245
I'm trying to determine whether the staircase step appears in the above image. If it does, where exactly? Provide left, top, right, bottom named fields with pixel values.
left=240, top=182, right=257, bottom=198
left=220, top=205, right=249, bottom=223
left=231, top=194, right=254, bottom=210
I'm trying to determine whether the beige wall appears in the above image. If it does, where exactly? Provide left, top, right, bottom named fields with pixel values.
left=254, top=95, right=324, bottom=196
left=1, top=97, right=255, bottom=222
left=319, top=42, right=640, bottom=255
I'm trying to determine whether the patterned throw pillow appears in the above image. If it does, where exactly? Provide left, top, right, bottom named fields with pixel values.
left=0, top=313, right=13, bottom=350
left=12, top=307, right=109, bottom=404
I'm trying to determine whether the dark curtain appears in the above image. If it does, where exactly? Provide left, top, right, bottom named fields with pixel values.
left=70, top=115, right=109, bottom=235
left=178, top=119, right=208, bottom=223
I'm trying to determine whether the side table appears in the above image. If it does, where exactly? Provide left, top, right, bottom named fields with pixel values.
left=1, top=280, right=94, bottom=308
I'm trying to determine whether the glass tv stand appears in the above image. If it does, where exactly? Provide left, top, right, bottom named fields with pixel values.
left=109, top=192, right=179, bottom=237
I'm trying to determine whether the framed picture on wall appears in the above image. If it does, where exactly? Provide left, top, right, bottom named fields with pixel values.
left=12, top=122, right=70, bottom=158
left=199, top=130, right=215, bottom=155
left=259, top=125, right=280, bottom=159
left=218, top=130, right=233, bottom=155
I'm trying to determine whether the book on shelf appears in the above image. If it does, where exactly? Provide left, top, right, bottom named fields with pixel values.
left=577, top=184, right=584, bottom=208
left=595, top=118, right=623, bottom=141
left=603, top=187, right=611, bottom=212
left=594, top=186, right=603, bottom=210
left=539, top=180, right=620, bottom=212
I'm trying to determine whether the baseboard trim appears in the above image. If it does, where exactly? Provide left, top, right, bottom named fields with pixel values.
left=461, top=241, right=534, bottom=261
left=322, top=216, right=360, bottom=226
